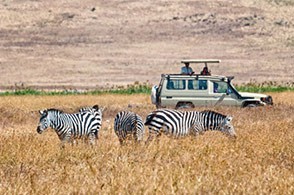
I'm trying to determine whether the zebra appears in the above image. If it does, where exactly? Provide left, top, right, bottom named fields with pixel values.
left=37, top=105, right=102, bottom=145
left=114, top=111, right=145, bottom=144
left=79, top=105, right=103, bottom=116
left=144, top=109, right=236, bottom=142
left=78, top=105, right=103, bottom=139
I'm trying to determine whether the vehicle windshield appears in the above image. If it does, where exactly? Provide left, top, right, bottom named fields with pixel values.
left=228, top=82, right=241, bottom=97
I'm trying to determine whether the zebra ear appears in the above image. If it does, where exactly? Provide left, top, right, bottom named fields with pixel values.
left=226, top=116, right=233, bottom=122
left=92, top=105, right=99, bottom=110
left=39, top=110, right=47, bottom=115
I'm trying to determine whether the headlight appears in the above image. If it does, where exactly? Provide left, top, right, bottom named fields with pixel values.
left=261, top=96, right=273, bottom=105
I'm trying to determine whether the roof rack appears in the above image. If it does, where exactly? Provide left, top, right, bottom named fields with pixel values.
left=181, top=59, right=221, bottom=64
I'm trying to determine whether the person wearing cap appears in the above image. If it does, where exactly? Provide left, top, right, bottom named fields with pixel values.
left=181, top=63, right=194, bottom=75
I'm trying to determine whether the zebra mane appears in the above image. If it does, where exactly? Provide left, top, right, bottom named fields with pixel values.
left=46, top=108, right=64, bottom=113
left=200, top=110, right=227, bottom=118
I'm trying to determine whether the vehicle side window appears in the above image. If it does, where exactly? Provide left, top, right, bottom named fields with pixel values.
left=188, top=80, right=207, bottom=90
left=213, top=81, right=229, bottom=93
left=166, top=80, right=185, bottom=90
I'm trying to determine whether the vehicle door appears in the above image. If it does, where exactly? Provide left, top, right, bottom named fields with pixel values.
left=187, top=79, right=209, bottom=106
left=209, top=81, right=239, bottom=106
left=160, top=78, right=186, bottom=107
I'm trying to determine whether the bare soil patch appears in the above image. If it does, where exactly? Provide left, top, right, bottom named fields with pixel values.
left=0, top=0, right=293, bottom=90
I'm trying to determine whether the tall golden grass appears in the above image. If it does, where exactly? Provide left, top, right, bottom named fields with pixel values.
left=0, top=93, right=293, bottom=194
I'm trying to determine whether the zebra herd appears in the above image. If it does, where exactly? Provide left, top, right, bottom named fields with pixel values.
left=37, top=105, right=236, bottom=146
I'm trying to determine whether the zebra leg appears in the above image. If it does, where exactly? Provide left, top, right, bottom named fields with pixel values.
left=190, top=124, right=204, bottom=137
left=135, top=128, right=144, bottom=143
left=133, top=132, right=140, bottom=143
left=119, top=138, right=125, bottom=146
left=60, top=137, right=71, bottom=148
left=88, top=132, right=96, bottom=145
left=59, top=132, right=72, bottom=148
left=145, top=127, right=160, bottom=144
left=94, top=130, right=99, bottom=139
left=114, top=129, right=124, bottom=145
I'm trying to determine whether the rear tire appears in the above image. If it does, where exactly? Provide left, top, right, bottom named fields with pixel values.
left=245, top=104, right=257, bottom=108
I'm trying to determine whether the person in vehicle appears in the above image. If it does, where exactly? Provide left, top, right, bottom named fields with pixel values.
left=181, top=62, right=194, bottom=75
left=200, top=66, right=211, bottom=75
left=213, top=82, right=219, bottom=93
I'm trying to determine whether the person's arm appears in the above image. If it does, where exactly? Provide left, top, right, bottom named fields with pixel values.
left=190, top=68, right=194, bottom=75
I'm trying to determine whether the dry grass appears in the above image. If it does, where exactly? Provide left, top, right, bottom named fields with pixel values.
left=0, top=92, right=293, bottom=194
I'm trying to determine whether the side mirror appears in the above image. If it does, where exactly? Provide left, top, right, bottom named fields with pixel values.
left=226, top=88, right=232, bottom=95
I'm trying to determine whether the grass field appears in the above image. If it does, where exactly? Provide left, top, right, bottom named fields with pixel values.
left=1, top=0, right=293, bottom=193
left=0, top=92, right=293, bottom=194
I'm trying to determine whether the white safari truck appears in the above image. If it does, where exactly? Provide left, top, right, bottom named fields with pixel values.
left=151, top=59, right=273, bottom=109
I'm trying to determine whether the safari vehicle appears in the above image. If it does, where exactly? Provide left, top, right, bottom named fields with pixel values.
left=151, top=59, right=273, bottom=109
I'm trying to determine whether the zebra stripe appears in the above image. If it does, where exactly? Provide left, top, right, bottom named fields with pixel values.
left=114, top=111, right=144, bottom=144
left=144, top=109, right=236, bottom=141
left=37, top=105, right=102, bottom=145
left=191, top=110, right=235, bottom=137
left=78, top=105, right=103, bottom=139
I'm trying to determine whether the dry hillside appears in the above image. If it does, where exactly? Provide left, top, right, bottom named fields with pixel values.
left=0, top=0, right=293, bottom=90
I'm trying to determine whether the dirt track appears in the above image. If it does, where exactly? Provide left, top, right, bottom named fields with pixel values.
left=0, top=0, right=293, bottom=90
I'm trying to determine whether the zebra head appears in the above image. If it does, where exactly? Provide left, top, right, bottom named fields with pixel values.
left=37, top=109, right=51, bottom=134
left=220, top=116, right=236, bottom=138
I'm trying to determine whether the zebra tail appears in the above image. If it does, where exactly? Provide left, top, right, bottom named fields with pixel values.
left=134, top=114, right=138, bottom=127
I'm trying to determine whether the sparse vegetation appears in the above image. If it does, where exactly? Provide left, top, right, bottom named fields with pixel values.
left=1, top=82, right=294, bottom=96
left=286, top=36, right=294, bottom=47
left=235, top=81, right=294, bottom=93
left=0, top=93, right=293, bottom=194
left=0, top=82, right=152, bottom=96
left=266, top=0, right=294, bottom=6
